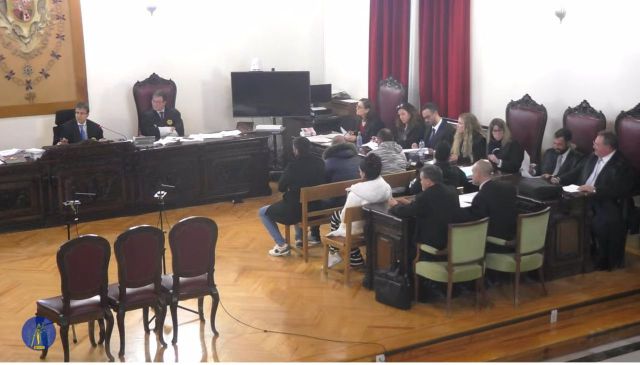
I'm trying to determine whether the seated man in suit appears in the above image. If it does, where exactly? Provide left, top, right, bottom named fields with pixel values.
left=539, top=128, right=583, bottom=178
left=465, top=159, right=518, bottom=252
left=412, top=102, right=455, bottom=150
left=389, top=164, right=460, bottom=261
left=553, top=131, right=634, bottom=270
left=57, top=102, right=104, bottom=145
left=140, top=90, right=184, bottom=140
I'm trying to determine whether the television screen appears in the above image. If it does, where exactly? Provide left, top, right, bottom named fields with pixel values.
left=231, top=71, right=310, bottom=117
left=310, top=84, right=332, bottom=104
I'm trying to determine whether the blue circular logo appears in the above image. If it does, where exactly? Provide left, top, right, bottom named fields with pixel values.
left=22, top=316, right=56, bottom=351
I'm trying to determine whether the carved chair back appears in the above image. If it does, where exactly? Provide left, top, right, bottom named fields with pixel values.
left=506, top=94, right=547, bottom=164
left=378, top=76, right=406, bottom=129
left=132, top=73, right=177, bottom=131
left=563, top=100, right=606, bottom=156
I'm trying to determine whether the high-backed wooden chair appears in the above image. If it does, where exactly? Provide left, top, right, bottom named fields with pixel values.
left=107, top=225, right=167, bottom=356
left=485, top=207, right=551, bottom=306
left=615, top=103, right=640, bottom=174
left=35, top=235, right=114, bottom=362
left=506, top=94, right=547, bottom=165
left=132, top=73, right=177, bottom=134
left=52, top=108, right=76, bottom=145
left=414, top=217, right=489, bottom=314
left=161, top=216, right=220, bottom=344
left=563, top=100, right=606, bottom=156
left=378, top=76, right=406, bottom=129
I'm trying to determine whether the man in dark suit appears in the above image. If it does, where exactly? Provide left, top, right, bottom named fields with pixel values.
left=465, top=159, right=518, bottom=251
left=140, top=90, right=184, bottom=140
left=554, top=131, right=634, bottom=270
left=57, top=102, right=104, bottom=144
left=539, top=128, right=583, bottom=178
left=389, top=164, right=460, bottom=259
left=420, top=102, right=455, bottom=149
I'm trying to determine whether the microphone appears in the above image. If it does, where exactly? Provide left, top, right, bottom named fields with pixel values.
left=96, top=123, right=129, bottom=141
left=75, top=192, right=97, bottom=197
left=160, top=184, right=175, bottom=189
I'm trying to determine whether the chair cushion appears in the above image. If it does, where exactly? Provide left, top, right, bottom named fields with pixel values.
left=415, top=261, right=483, bottom=283
left=107, top=283, right=160, bottom=308
left=36, top=295, right=104, bottom=323
left=161, top=274, right=211, bottom=298
left=485, top=252, right=543, bottom=273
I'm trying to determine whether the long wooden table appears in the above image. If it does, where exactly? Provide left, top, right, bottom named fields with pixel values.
left=0, top=135, right=271, bottom=231
left=362, top=179, right=593, bottom=288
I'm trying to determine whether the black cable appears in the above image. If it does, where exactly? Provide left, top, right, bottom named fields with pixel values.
left=217, top=297, right=387, bottom=355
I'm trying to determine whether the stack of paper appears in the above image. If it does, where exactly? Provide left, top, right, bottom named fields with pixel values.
left=460, top=166, right=474, bottom=178
left=562, top=184, right=581, bottom=193
left=459, top=192, right=478, bottom=208
left=255, top=124, right=283, bottom=131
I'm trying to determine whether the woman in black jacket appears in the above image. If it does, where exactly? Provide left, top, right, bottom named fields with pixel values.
left=450, top=112, right=487, bottom=166
left=344, top=98, right=384, bottom=144
left=394, top=103, right=425, bottom=149
left=259, top=137, right=326, bottom=257
left=486, top=118, right=524, bottom=174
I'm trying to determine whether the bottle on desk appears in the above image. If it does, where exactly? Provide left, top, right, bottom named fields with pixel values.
left=356, top=132, right=363, bottom=149
left=418, top=140, right=425, bottom=158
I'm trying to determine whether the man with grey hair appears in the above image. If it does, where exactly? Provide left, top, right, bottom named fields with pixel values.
left=553, top=131, right=633, bottom=270
left=465, top=159, right=518, bottom=250
left=389, top=164, right=460, bottom=255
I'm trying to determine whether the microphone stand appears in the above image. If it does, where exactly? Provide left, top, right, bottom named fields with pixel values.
left=62, top=198, right=81, bottom=343
left=62, top=200, right=81, bottom=243
left=154, top=190, right=169, bottom=274
left=97, top=123, right=129, bottom=141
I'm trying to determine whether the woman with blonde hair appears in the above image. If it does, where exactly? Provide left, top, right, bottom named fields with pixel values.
left=450, top=112, right=487, bottom=165
left=486, top=117, right=524, bottom=173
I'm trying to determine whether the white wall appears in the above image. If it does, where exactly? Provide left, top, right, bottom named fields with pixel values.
left=323, top=0, right=369, bottom=100
left=0, top=0, right=325, bottom=149
left=3, top=0, right=639, bottom=150
left=471, top=0, right=640, bottom=146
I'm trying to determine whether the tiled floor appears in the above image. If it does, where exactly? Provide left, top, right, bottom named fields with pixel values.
left=547, top=335, right=640, bottom=362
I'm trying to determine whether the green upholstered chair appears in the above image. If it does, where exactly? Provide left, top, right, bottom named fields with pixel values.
left=485, top=207, right=551, bottom=306
left=414, top=217, right=489, bottom=313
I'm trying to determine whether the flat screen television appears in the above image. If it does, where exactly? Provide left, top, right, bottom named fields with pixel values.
left=310, top=84, right=332, bottom=104
left=231, top=71, right=310, bottom=117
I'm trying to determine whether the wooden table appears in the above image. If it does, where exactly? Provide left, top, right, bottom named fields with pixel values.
left=362, top=182, right=593, bottom=289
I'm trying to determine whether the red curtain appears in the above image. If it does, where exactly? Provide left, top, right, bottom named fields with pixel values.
left=368, top=0, right=411, bottom=107
left=418, top=0, right=470, bottom=118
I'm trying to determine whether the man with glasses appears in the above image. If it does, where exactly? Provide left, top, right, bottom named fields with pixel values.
left=553, top=131, right=634, bottom=270
left=57, top=102, right=104, bottom=144
left=140, top=90, right=184, bottom=140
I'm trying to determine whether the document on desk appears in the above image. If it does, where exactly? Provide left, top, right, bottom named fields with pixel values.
left=460, top=165, right=474, bottom=178
left=307, top=135, right=333, bottom=144
left=0, top=148, right=22, bottom=157
left=362, top=141, right=378, bottom=150
left=255, top=124, right=283, bottom=131
left=459, top=192, right=478, bottom=208
left=562, top=184, right=581, bottom=193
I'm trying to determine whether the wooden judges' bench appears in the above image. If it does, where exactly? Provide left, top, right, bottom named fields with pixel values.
left=0, top=136, right=271, bottom=231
